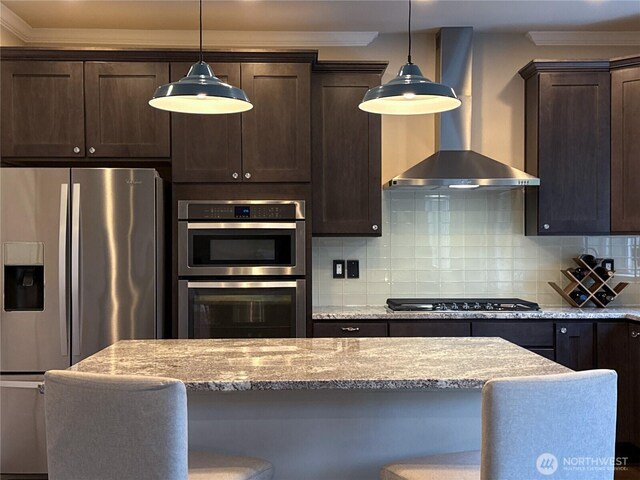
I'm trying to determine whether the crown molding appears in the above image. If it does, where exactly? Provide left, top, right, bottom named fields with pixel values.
left=527, top=31, right=640, bottom=46
left=0, top=4, right=377, bottom=48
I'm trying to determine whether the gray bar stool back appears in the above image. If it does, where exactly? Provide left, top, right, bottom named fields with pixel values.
left=381, top=369, right=618, bottom=480
left=44, top=370, right=274, bottom=480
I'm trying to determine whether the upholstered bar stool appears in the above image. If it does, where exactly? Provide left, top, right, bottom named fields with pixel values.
left=381, top=370, right=617, bottom=480
left=44, top=370, right=273, bottom=480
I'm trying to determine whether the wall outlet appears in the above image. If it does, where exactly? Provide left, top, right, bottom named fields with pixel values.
left=347, top=260, right=359, bottom=279
left=333, top=260, right=345, bottom=279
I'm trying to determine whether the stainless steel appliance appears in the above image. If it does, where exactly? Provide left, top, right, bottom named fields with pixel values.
left=0, top=168, right=163, bottom=476
left=178, top=200, right=305, bottom=277
left=178, top=200, right=306, bottom=339
left=386, top=298, right=540, bottom=312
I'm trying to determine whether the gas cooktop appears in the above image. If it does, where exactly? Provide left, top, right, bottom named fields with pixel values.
left=386, top=298, right=540, bottom=312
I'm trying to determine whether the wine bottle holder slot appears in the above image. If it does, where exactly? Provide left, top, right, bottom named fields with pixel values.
left=549, top=257, right=629, bottom=308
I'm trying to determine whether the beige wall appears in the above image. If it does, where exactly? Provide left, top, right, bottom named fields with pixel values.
left=0, top=25, right=25, bottom=46
left=320, top=32, right=639, bottom=181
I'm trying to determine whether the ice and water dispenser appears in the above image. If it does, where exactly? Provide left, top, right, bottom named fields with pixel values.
left=3, top=242, right=45, bottom=311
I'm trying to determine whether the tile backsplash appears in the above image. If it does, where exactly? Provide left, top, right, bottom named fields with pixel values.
left=312, top=189, right=640, bottom=308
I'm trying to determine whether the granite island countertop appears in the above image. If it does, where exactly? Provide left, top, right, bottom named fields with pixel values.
left=70, top=337, right=570, bottom=391
left=313, top=306, right=640, bottom=322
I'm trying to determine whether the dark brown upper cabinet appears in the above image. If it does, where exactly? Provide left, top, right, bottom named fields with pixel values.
left=311, top=65, right=385, bottom=236
left=1, top=60, right=170, bottom=160
left=84, top=62, right=170, bottom=158
left=611, top=58, right=640, bottom=233
left=170, top=62, right=242, bottom=183
left=520, top=61, right=611, bottom=236
left=1, top=61, right=85, bottom=157
left=241, top=63, right=311, bottom=183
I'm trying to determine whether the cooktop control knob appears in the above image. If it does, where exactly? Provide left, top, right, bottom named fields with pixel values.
left=462, top=302, right=470, bottom=310
left=451, top=303, right=459, bottom=310
left=485, top=303, right=494, bottom=310
left=473, top=302, right=482, bottom=310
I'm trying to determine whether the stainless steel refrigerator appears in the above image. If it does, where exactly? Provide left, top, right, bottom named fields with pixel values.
left=0, top=168, right=163, bottom=476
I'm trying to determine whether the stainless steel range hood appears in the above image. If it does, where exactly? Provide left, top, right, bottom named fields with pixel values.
left=387, top=27, right=540, bottom=190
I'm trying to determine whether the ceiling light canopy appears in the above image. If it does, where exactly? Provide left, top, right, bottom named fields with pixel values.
left=359, top=0, right=461, bottom=115
left=149, top=0, right=252, bottom=115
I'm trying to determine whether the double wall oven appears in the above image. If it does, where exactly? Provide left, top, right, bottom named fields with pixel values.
left=178, top=200, right=306, bottom=339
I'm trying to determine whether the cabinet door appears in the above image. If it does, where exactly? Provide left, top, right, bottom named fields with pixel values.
left=630, top=323, right=640, bottom=449
left=312, top=73, right=381, bottom=235
left=313, top=322, right=387, bottom=337
left=389, top=322, right=470, bottom=337
left=555, top=322, right=594, bottom=370
left=1, top=61, right=84, bottom=157
left=85, top=62, right=170, bottom=158
left=537, top=72, right=610, bottom=234
left=611, top=65, right=640, bottom=233
left=596, top=322, right=631, bottom=443
left=171, top=62, right=242, bottom=183
left=241, top=63, right=311, bottom=182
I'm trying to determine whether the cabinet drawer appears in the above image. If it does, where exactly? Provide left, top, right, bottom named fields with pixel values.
left=529, top=348, right=555, bottom=360
left=472, top=322, right=554, bottom=347
left=389, top=322, right=470, bottom=337
left=313, top=322, right=387, bottom=337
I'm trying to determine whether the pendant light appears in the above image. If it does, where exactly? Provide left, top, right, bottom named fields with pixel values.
left=149, top=0, right=252, bottom=114
left=359, top=0, right=461, bottom=115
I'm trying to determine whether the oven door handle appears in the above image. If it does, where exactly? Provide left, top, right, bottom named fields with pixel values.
left=186, top=281, right=298, bottom=289
left=186, top=222, right=297, bottom=230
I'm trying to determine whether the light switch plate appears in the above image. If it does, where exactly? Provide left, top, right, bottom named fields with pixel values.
left=333, top=260, right=345, bottom=279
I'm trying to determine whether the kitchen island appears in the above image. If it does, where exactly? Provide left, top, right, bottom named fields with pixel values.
left=72, top=338, right=570, bottom=479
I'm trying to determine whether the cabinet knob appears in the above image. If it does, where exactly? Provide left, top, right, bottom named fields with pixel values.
left=73, top=146, right=81, bottom=154
left=88, top=147, right=96, bottom=154
left=560, top=327, right=567, bottom=334
left=372, top=224, right=379, bottom=231
left=232, top=172, right=239, bottom=179
left=632, top=331, right=639, bottom=338
left=341, top=327, right=360, bottom=332
left=543, top=224, right=550, bottom=230
left=244, top=172, right=251, bottom=179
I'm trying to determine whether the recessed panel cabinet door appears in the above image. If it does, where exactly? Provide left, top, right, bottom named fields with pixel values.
left=555, top=322, right=594, bottom=371
left=611, top=65, right=640, bottom=233
left=84, top=62, right=170, bottom=158
left=241, top=63, right=311, bottom=182
left=171, top=62, right=242, bottom=183
left=1, top=61, right=84, bottom=157
left=537, top=72, right=610, bottom=234
left=312, top=73, right=382, bottom=235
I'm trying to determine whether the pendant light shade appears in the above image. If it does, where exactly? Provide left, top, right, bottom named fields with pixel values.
left=359, top=0, right=461, bottom=115
left=149, top=62, right=252, bottom=114
left=149, top=0, right=252, bottom=114
left=359, top=63, right=460, bottom=115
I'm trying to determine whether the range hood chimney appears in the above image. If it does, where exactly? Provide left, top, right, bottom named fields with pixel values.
left=387, top=27, right=540, bottom=189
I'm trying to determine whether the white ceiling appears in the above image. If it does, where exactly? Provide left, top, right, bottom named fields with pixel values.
left=3, top=0, right=640, bottom=33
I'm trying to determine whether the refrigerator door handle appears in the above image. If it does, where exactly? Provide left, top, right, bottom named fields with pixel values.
left=0, top=381, right=45, bottom=394
left=71, top=183, right=81, bottom=357
left=59, top=183, right=69, bottom=356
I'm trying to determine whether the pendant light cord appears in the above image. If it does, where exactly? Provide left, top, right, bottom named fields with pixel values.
left=407, top=0, right=412, bottom=64
left=199, top=0, right=203, bottom=63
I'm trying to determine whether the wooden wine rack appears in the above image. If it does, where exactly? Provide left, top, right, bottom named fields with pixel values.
left=549, top=257, right=629, bottom=308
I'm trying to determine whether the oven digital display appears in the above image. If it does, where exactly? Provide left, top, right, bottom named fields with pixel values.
left=234, top=206, right=251, bottom=218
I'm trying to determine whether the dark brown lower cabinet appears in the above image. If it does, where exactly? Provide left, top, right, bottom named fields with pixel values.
left=471, top=321, right=554, bottom=348
left=528, top=348, right=555, bottom=360
left=313, top=322, right=387, bottom=337
left=596, top=322, right=631, bottom=443
left=630, top=323, right=640, bottom=449
left=555, top=322, right=594, bottom=370
left=389, top=322, right=470, bottom=337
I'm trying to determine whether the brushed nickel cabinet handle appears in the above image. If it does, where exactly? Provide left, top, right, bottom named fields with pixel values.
left=560, top=327, right=567, bottom=334
left=88, top=147, right=96, bottom=154
left=232, top=172, right=239, bottom=179
left=372, top=224, right=379, bottom=231
left=631, top=331, right=639, bottom=338
left=244, top=172, right=252, bottom=179
left=73, top=146, right=81, bottom=154
left=341, top=327, right=360, bottom=332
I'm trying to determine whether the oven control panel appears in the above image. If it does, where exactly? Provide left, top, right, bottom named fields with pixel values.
left=186, top=202, right=301, bottom=220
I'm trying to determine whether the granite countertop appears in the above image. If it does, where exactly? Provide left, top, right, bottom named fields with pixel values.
left=313, top=306, right=640, bottom=322
left=70, top=337, right=570, bottom=392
